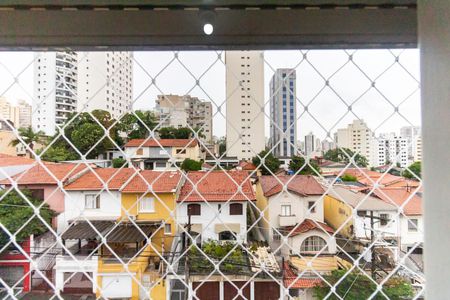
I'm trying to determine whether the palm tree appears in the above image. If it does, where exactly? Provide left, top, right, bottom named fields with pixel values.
left=10, top=126, right=46, bottom=157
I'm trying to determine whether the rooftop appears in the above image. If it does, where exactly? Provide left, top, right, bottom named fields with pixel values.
left=327, top=185, right=397, bottom=211
left=373, top=187, right=422, bottom=216
left=64, top=168, right=137, bottom=190
left=124, top=138, right=198, bottom=148
left=260, top=175, right=324, bottom=198
left=121, top=170, right=181, bottom=193
left=0, top=153, right=35, bottom=167
left=178, top=170, right=255, bottom=202
left=281, top=219, right=334, bottom=237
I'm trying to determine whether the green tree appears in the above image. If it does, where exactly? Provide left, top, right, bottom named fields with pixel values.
left=180, top=158, right=202, bottom=171
left=158, top=126, right=200, bottom=139
left=116, top=110, right=157, bottom=140
left=0, top=189, right=55, bottom=246
left=289, top=155, right=321, bottom=175
left=313, top=269, right=413, bottom=300
left=341, top=174, right=357, bottom=182
left=324, top=148, right=368, bottom=167
left=218, top=137, right=226, bottom=156
left=252, top=150, right=281, bottom=175
left=403, top=161, right=421, bottom=179
left=38, top=145, right=79, bottom=162
left=9, top=126, right=46, bottom=157
left=112, top=158, right=128, bottom=168
left=70, top=122, right=106, bottom=158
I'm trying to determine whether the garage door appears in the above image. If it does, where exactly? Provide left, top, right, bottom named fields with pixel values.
left=101, top=275, right=132, bottom=299
left=0, top=266, right=24, bottom=288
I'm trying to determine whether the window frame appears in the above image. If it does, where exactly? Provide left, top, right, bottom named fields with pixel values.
left=187, top=203, right=201, bottom=216
left=408, top=218, right=418, bottom=232
left=300, top=235, right=328, bottom=253
left=281, top=204, right=292, bottom=217
left=139, top=196, right=155, bottom=213
left=229, top=203, right=243, bottom=215
left=164, top=223, right=172, bottom=235
left=85, top=194, right=100, bottom=209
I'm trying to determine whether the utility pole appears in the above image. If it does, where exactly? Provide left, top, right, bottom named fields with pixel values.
left=370, top=210, right=376, bottom=280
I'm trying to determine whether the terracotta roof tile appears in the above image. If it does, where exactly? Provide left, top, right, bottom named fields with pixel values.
left=1, top=163, right=90, bottom=185
left=282, top=219, right=334, bottom=237
left=178, top=171, right=255, bottom=202
left=238, top=160, right=257, bottom=171
left=0, top=153, right=35, bottom=167
left=122, top=170, right=181, bottom=193
left=260, top=175, right=324, bottom=197
left=64, top=168, right=137, bottom=190
left=373, top=187, right=422, bottom=215
left=124, top=138, right=198, bottom=148
left=283, top=262, right=322, bottom=289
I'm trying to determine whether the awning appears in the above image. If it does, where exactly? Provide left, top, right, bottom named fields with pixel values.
left=214, top=223, right=241, bottom=234
left=105, top=222, right=161, bottom=243
left=62, top=221, right=114, bottom=240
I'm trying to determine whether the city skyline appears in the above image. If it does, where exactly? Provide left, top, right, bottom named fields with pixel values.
left=0, top=49, right=420, bottom=140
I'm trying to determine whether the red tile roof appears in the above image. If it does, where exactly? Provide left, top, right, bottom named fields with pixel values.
left=1, top=163, right=90, bottom=185
left=238, top=160, right=257, bottom=171
left=124, top=138, right=198, bottom=148
left=122, top=170, right=181, bottom=193
left=64, top=168, right=137, bottom=190
left=335, top=168, right=403, bottom=187
left=283, top=262, right=322, bottom=289
left=282, top=219, right=334, bottom=237
left=178, top=171, right=256, bottom=202
left=373, top=187, right=422, bottom=216
left=260, top=175, right=324, bottom=197
left=0, top=153, right=35, bottom=167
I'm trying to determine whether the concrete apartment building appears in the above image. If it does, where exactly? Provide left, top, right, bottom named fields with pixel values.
left=370, top=133, right=410, bottom=168
left=77, top=52, right=133, bottom=119
left=225, top=51, right=265, bottom=160
left=33, top=51, right=132, bottom=136
left=155, top=94, right=213, bottom=143
left=400, top=125, right=421, bottom=162
left=0, top=97, right=31, bottom=128
left=269, top=69, right=297, bottom=157
left=336, top=119, right=372, bottom=160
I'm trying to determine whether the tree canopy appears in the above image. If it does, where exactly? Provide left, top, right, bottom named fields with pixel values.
left=403, top=161, right=421, bottom=179
left=114, top=110, right=157, bottom=140
left=289, top=155, right=321, bottom=175
left=252, top=150, right=281, bottom=175
left=313, top=269, right=413, bottom=300
left=0, top=189, right=55, bottom=246
left=324, top=148, right=369, bottom=167
left=180, top=158, right=202, bottom=171
left=158, top=126, right=204, bottom=139
left=9, top=126, right=46, bottom=156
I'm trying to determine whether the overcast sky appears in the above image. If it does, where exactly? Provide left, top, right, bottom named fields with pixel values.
left=0, top=49, right=420, bottom=141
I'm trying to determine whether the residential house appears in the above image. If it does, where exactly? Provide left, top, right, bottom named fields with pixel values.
left=98, top=170, right=181, bottom=300
left=55, top=168, right=136, bottom=294
left=124, top=138, right=204, bottom=170
left=176, top=170, right=255, bottom=244
left=255, top=175, right=336, bottom=257
left=0, top=162, right=90, bottom=293
left=0, top=153, right=35, bottom=181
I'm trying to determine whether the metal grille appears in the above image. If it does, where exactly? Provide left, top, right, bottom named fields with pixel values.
left=0, top=48, right=423, bottom=300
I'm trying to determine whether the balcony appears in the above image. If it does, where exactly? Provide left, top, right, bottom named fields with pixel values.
left=279, top=215, right=297, bottom=227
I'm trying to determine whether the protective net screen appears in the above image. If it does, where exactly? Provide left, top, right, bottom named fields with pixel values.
left=0, top=49, right=423, bottom=300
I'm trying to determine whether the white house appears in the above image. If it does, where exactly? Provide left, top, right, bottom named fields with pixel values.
left=54, top=168, right=136, bottom=293
left=124, top=138, right=204, bottom=170
left=255, top=175, right=337, bottom=257
left=176, top=170, right=255, bottom=244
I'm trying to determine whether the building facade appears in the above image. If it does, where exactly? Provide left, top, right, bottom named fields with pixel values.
left=336, top=119, right=372, bottom=160
left=370, top=133, right=409, bottom=168
left=269, top=69, right=297, bottom=157
left=225, top=51, right=265, bottom=160
left=0, top=97, right=31, bottom=129
left=155, top=94, right=213, bottom=143
left=33, top=51, right=78, bottom=136
left=77, top=52, right=133, bottom=119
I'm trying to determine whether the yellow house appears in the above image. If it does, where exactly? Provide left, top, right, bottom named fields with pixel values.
left=96, top=170, right=182, bottom=300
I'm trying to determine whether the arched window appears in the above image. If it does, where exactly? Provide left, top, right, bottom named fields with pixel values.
left=187, top=204, right=201, bottom=216
left=300, top=236, right=327, bottom=253
left=218, top=231, right=236, bottom=241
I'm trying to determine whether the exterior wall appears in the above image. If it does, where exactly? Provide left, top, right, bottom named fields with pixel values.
left=324, top=194, right=354, bottom=238
left=255, top=182, right=270, bottom=241
left=0, top=238, right=31, bottom=292
left=0, top=97, right=31, bottom=128
left=54, top=255, right=98, bottom=293
left=176, top=201, right=248, bottom=243
left=121, top=192, right=177, bottom=254
left=287, top=229, right=337, bottom=256
left=400, top=215, right=423, bottom=251
left=267, top=193, right=324, bottom=242
left=58, top=190, right=122, bottom=233
left=225, top=51, right=265, bottom=160
left=77, top=52, right=133, bottom=118
left=336, top=119, right=372, bottom=161
left=171, top=144, right=203, bottom=161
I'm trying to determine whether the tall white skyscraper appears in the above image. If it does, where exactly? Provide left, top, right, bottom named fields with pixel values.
left=400, top=125, right=421, bottom=162
left=370, top=133, right=409, bottom=168
left=269, top=69, right=297, bottom=157
left=304, top=132, right=316, bottom=156
left=77, top=52, right=133, bottom=118
left=33, top=51, right=133, bottom=136
left=33, top=51, right=78, bottom=136
left=336, top=119, right=372, bottom=159
left=225, top=51, right=265, bottom=160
